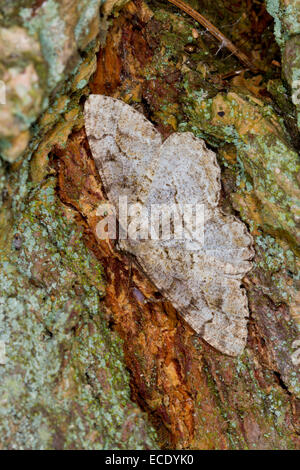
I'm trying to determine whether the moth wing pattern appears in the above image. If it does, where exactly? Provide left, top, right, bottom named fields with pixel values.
left=85, top=94, right=254, bottom=357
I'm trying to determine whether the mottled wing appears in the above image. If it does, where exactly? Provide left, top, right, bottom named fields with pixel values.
left=85, top=96, right=254, bottom=356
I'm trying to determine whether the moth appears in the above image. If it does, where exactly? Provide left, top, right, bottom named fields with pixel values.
left=84, top=94, right=254, bottom=356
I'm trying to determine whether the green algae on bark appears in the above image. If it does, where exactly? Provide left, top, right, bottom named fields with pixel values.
left=74, top=1, right=299, bottom=448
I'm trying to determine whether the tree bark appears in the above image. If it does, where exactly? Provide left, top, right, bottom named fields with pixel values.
left=0, top=0, right=299, bottom=450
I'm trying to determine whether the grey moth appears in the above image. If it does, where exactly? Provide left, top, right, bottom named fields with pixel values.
left=84, top=94, right=254, bottom=356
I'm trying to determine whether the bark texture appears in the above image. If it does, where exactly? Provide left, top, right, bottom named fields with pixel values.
left=0, top=0, right=157, bottom=450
